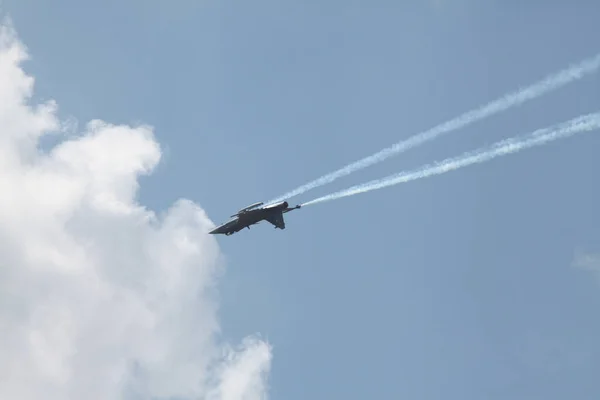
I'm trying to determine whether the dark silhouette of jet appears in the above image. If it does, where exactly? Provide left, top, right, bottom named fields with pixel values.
left=209, top=201, right=301, bottom=236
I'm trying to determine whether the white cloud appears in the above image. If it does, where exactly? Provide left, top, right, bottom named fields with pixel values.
left=0, top=18, right=272, bottom=400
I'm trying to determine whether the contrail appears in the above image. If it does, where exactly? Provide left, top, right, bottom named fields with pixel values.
left=266, top=53, right=600, bottom=205
left=301, top=112, right=600, bottom=206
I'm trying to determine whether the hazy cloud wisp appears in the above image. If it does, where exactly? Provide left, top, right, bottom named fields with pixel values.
left=572, top=249, right=600, bottom=282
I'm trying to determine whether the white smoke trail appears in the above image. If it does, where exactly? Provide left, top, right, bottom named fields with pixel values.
left=267, top=53, right=600, bottom=205
left=302, top=112, right=600, bottom=206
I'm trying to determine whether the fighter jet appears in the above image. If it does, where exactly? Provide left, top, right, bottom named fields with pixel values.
left=209, top=201, right=301, bottom=236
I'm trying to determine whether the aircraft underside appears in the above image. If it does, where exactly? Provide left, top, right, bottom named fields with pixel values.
left=209, top=201, right=300, bottom=236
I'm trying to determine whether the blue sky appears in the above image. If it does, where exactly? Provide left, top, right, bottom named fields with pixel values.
left=4, top=1, right=600, bottom=398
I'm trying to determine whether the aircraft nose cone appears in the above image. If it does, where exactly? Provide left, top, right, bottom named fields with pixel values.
left=210, top=224, right=229, bottom=234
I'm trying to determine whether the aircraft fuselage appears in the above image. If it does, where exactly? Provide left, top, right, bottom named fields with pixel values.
left=209, top=201, right=301, bottom=236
